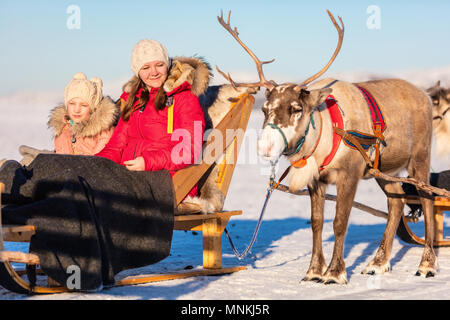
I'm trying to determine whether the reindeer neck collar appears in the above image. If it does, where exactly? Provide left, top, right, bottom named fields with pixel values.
left=434, top=106, right=450, bottom=122
left=290, top=110, right=323, bottom=168
left=266, top=111, right=317, bottom=158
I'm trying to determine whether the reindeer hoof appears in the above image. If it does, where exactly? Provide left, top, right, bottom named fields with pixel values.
left=323, top=278, right=347, bottom=285
left=322, top=273, right=347, bottom=285
left=415, top=269, right=436, bottom=278
left=362, top=261, right=390, bottom=275
left=302, top=275, right=324, bottom=283
left=324, top=279, right=337, bottom=285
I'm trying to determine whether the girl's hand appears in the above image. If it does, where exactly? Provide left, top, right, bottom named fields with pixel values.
left=124, top=156, right=146, bottom=171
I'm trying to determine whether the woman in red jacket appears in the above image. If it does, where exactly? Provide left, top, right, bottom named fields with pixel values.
left=96, top=39, right=208, bottom=196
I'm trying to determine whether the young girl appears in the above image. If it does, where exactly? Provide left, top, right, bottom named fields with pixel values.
left=1, top=73, right=119, bottom=167
left=48, top=72, right=119, bottom=155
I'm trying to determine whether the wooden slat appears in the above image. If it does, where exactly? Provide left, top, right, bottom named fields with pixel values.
left=203, top=218, right=222, bottom=269
left=434, top=198, right=450, bottom=207
left=434, top=208, right=444, bottom=242
left=0, top=251, right=40, bottom=265
left=174, top=211, right=242, bottom=232
left=405, top=196, right=450, bottom=207
left=2, top=225, right=35, bottom=242
left=115, top=266, right=246, bottom=287
left=174, top=211, right=241, bottom=222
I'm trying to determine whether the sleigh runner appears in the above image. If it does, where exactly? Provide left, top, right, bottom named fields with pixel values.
left=0, top=89, right=255, bottom=294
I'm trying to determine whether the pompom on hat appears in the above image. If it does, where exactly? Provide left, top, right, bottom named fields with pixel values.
left=130, top=39, right=170, bottom=76
left=64, top=72, right=103, bottom=110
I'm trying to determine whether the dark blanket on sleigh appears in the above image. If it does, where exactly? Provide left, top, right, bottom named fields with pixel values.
left=1, top=154, right=174, bottom=291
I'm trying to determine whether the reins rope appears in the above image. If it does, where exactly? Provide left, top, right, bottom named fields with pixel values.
left=224, top=160, right=278, bottom=260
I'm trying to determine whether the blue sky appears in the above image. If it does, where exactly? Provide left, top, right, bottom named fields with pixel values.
left=1, top=0, right=449, bottom=96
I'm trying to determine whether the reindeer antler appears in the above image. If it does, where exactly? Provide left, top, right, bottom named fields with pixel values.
left=216, top=10, right=276, bottom=90
left=298, top=10, right=345, bottom=87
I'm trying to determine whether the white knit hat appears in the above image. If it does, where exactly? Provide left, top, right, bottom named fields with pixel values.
left=130, top=39, right=170, bottom=76
left=64, top=72, right=103, bottom=110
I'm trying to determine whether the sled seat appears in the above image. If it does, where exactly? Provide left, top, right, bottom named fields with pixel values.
left=397, top=196, right=450, bottom=247
left=0, top=91, right=255, bottom=294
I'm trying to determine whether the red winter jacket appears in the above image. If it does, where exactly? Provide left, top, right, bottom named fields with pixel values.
left=96, top=81, right=205, bottom=197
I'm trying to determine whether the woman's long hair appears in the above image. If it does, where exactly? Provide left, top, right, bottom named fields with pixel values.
left=121, top=76, right=167, bottom=121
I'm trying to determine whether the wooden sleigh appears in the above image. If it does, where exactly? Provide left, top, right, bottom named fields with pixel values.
left=0, top=92, right=255, bottom=295
left=397, top=196, right=450, bottom=247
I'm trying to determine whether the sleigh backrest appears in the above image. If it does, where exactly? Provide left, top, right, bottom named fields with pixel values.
left=172, top=86, right=255, bottom=205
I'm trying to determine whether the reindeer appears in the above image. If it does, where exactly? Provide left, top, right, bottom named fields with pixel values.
left=427, top=81, right=450, bottom=156
left=216, top=10, right=437, bottom=284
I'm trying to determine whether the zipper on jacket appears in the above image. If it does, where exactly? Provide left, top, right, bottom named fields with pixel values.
left=132, top=144, right=137, bottom=160
left=137, top=109, right=144, bottom=139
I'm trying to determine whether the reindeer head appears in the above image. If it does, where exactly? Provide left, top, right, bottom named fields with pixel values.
left=258, top=85, right=332, bottom=160
left=427, top=81, right=450, bottom=155
left=427, top=81, right=450, bottom=129
left=216, top=10, right=344, bottom=162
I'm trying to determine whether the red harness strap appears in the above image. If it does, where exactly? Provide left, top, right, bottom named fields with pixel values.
left=356, top=85, right=386, bottom=133
left=319, top=95, right=344, bottom=171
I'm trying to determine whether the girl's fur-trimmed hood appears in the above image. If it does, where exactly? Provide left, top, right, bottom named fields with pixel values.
left=48, top=96, right=119, bottom=138
left=123, top=56, right=212, bottom=97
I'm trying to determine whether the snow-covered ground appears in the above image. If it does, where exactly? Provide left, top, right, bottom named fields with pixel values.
left=0, top=71, right=449, bottom=300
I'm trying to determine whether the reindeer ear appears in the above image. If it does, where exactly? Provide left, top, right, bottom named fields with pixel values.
left=307, top=88, right=332, bottom=107
left=293, top=85, right=310, bottom=94
left=427, top=81, right=441, bottom=96
left=300, top=89, right=310, bottom=95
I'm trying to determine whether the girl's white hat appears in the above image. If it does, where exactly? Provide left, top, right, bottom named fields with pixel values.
left=64, top=72, right=103, bottom=109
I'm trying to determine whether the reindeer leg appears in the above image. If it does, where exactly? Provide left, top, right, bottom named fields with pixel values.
left=416, top=190, right=437, bottom=277
left=362, top=179, right=404, bottom=275
left=323, top=170, right=362, bottom=285
left=408, top=153, right=437, bottom=277
left=302, top=182, right=327, bottom=282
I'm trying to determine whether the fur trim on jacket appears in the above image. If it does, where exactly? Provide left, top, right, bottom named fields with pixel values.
left=164, top=56, right=212, bottom=96
left=48, top=96, right=119, bottom=139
